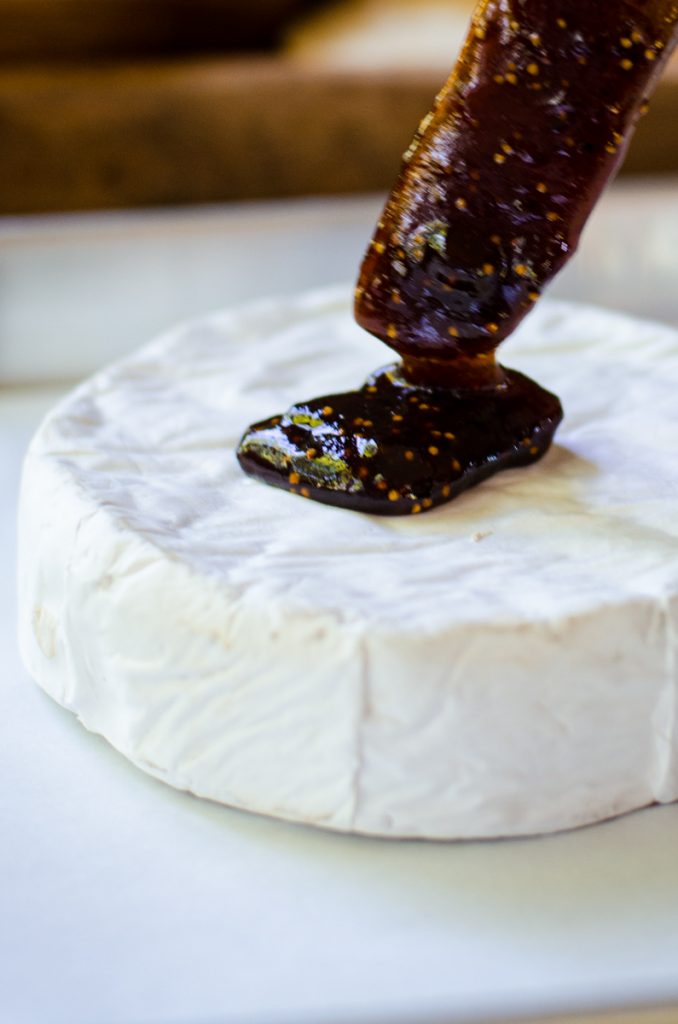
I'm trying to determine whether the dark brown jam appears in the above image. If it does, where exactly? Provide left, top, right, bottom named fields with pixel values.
left=356, top=0, right=678, bottom=363
left=238, top=0, right=678, bottom=515
left=238, top=364, right=562, bottom=515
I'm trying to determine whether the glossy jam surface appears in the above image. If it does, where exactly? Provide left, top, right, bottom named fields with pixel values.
left=238, top=365, right=562, bottom=515
left=356, top=0, right=678, bottom=366
left=238, top=0, right=678, bottom=514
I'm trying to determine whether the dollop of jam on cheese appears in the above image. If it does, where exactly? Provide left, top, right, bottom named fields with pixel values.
left=238, top=363, right=561, bottom=515
left=239, top=0, right=678, bottom=514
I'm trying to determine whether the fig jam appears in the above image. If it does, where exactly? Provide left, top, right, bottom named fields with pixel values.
left=238, top=0, right=678, bottom=514
left=238, top=363, right=562, bottom=515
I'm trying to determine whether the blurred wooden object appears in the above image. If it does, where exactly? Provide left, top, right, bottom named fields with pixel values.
left=0, top=0, right=325, bottom=61
left=623, top=63, right=678, bottom=175
left=1, top=56, right=677, bottom=215
left=0, top=59, right=438, bottom=213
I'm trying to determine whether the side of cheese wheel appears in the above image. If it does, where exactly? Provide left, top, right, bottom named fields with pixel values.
left=18, top=288, right=678, bottom=838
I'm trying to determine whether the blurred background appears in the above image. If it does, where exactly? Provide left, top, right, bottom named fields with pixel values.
left=2, top=0, right=678, bottom=214
left=1, top=0, right=678, bottom=383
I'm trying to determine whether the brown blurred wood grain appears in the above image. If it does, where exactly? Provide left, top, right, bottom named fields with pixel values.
left=623, top=58, right=678, bottom=175
left=1, top=56, right=677, bottom=215
left=0, top=59, right=439, bottom=213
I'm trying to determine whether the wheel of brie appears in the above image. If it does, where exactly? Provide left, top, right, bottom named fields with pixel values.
left=18, top=287, right=678, bottom=839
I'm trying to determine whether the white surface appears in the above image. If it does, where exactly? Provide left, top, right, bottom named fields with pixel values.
left=3, top=186, right=678, bottom=1023
left=2, top=180, right=678, bottom=385
left=17, top=290, right=678, bottom=842
left=0, top=195, right=384, bottom=384
left=286, top=0, right=471, bottom=71
left=5, top=476, right=678, bottom=1024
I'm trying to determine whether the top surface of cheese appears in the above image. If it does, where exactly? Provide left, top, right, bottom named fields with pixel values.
left=31, top=287, right=678, bottom=633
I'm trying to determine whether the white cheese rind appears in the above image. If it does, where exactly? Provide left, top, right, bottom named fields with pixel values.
left=18, top=288, right=678, bottom=838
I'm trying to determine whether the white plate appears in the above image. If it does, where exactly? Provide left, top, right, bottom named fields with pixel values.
left=3, top=188, right=678, bottom=1024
